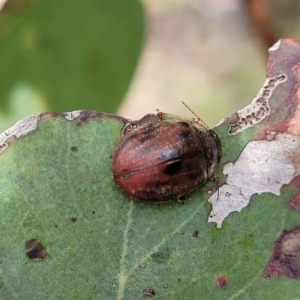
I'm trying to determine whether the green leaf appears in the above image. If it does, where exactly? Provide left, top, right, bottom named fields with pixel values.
left=0, top=0, right=144, bottom=114
left=1, top=39, right=300, bottom=299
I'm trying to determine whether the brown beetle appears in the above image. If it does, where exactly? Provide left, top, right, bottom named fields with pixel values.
left=111, top=109, right=222, bottom=204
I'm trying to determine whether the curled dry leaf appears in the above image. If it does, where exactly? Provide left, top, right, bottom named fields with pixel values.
left=208, top=39, right=300, bottom=228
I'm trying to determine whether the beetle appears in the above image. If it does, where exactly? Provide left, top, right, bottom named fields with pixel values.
left=111, top=108, right=222, bottom=204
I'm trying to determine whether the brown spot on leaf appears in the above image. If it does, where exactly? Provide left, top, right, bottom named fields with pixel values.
left=192, top=230, right=199, bottom=238
left=25, top=239, right=46, bottom=261
left=288, top=195, right=300, bottom=211
left=214, top=275, right=228, bottom=288
left=75, top=111, right=128, bottom=126
left=151, top=248, right=171, bottom=263
left=70, top=217, right=77, bottom=223
left=143, top=287, right=155, bottom=297
left=287, top=176, right=300, bottom=212
left=76, top=111, right=101, bottom=125
left=41, top=112, right=61, bottom=119
left=262, top=225, right=300, bottom=279
left=70, top=146, right=78, bottom=152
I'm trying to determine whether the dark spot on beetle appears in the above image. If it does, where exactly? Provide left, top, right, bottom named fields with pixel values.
left=214, top=275, right=228, bottom=288
left=163, top=161, right=182, bottom=176
left=192, top=230, right=199, bottom=237
left=177, top=130, right=191, bottom=140
left=25, top=239, right=46, bottom=261
left=70, top=146, right=78, bottom=152
left=143, top=124, right=156, bottom=134
left=70, top=217, right=77, bottom=223
left=151, top=248, right=171, bottom=263
left=143, top=287, right=155, bottom=297
left=262, top=225, right=300, bottom=279
left=139, top=132, right=156, bottom=144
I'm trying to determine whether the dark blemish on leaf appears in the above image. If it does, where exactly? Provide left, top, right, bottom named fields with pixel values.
left=74, top=110, right=128, bottom=126
left=76, top=111, right=101, bottom=125
left=54, top=224, right=58, bottom=228
left=41, top=112, right=61, bottom=119
left=151, top=248, right=171, bottom=263
left=70, top=217, right=77, bottom=223
left=262, top=225, right=300, bottom=279
left=214, top=275, right=228, bottom=288
left=70, top=146, right=78, bottom=152
left=178, top=278, right=181, bottom=283
left=92, top=211, right=95, bottom=214
left=192, top=230, right=199, bottom=238
left=25, top=239, right=46, bottom=261
left=287, top=177, right=300, bottom=211
left=143, top=287, right=155, bottom=297
left=288, top=194, right=300, bottom=211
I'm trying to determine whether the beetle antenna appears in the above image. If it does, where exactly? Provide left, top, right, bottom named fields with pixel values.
left=181, top=102, right=209, bottom=128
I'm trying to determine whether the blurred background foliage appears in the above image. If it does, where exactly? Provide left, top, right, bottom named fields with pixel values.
left=1, top=0, right=300, bottom=132
left=0, top=0, right=144, bottom=131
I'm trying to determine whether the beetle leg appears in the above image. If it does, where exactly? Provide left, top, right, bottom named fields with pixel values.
left=177, top=195, right=186, bottom=204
